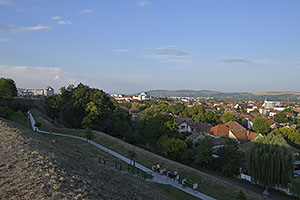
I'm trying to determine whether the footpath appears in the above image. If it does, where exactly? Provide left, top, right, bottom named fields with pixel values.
left=27, top=111, right=216, bottom=200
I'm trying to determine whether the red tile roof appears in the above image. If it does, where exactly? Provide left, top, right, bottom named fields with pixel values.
left=246, top=131, right=258, bottom=141
left=208, top=124, right=230, bottom=137
left=225, top=121, right=248, bottom=142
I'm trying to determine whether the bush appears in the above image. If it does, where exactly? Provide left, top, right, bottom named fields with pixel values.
left=0, top=106, right=13, bottom=119
left=235, top=189, right=247, bottom=200
left=85, top=129, right=95, bottom=141
left=291, top=178, right=300, bottom=198
left=8, top=101, right=21, bottom=112
left=35, top=122, right=42, bottom=128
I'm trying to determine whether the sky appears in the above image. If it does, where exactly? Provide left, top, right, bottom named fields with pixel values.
left=0, top=0, right=300, bottom=94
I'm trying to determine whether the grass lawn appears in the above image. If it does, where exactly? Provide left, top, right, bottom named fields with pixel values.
left=30, top=108, right=63, bottom=130
left=148, top=184, right=200, bottom=200
left=10, top=111, right=31, bottom=129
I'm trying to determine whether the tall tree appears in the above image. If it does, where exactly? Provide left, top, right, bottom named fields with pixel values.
left=157, top=136, right=187, bottom=160
left=44, top=94, right=60, bottom=123
left=143, top=114, right=178, bottom=144
left=277, top=127, right=300, bottom=148
left=183, top=105, right=205, bottom=118
left=246, top=132, right=294, bottom=188
left=252, top=116, right=271, bottom=135
left=194, top=137, right=214, bottom=168
left=220, top=112, right=237, bottom=124
left=214, top=143, right=243, bottom=176
left=274, top=112, right=288, bottom=123
left=0, top=78, right=17, bottom=101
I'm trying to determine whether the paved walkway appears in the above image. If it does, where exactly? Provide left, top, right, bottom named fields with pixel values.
left=27, top=111, right=215, bottom=200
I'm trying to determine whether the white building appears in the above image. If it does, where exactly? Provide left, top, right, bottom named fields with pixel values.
left=262, top=100, right=281, bottom=109
left=132, top=92, right=151, bottom=101
left=44, top=86, right=54, bottom=97
left=18, top=86, right=54, bottom=97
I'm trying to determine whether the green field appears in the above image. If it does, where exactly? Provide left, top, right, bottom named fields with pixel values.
left=252, top=92, right=300, bottom=96
left=10, top=111, right=31, bottom=129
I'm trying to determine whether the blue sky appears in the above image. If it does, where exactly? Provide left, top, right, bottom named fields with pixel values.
left=0, top=0, right=300, bottom=94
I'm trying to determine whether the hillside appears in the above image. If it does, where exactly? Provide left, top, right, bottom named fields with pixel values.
left=25, top=108, right=267, bottom=200
left=147, top=90, right=300, bottom=101
left=0, top=118, right=175, bottom=200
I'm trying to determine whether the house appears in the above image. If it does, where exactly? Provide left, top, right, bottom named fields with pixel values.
left=269, top=110, right=278, bottom=117
left=176, top=116, right=193, bottom=133
left=44, top=86, right=54, bottom=96
left=18, top=86, right=54, bottom=97
left=132, top=92, right=151, bottom=101
left=208, top=121, right=258, bottom=143
left=226, top=121, right=248, bottom=143
left=247, top=106, right=258, bottom=113
left=186, top=132, right=205, bottom=146
left=176, top=116, right=211, bottom=134
left=246, top=130, right=261, bottom=141
left=208, top=124, right=230, bottom=137
left=240, top=113, right=254, bottom=129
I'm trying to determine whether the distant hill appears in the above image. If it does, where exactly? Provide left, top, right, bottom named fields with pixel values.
left=147, top=90, right=300, bottom=101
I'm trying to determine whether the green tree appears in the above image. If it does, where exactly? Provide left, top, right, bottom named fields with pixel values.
left=0, top=78, right=17, bottom=101
left=85, top=129, right=95, bottom=141
left=214, top=144, right=243, bottom=176
left=0, top=78, right=17, bottom=120
left=44, top=94, right=60, bottom=123
left=252, top=116, right=271, bottom=135
left=140, top=106, right=160, bottom=120
left=274, top=111, right=288, bottom=123
left=169, top=103, right=185, bottom=115
left=246, top=132, right=294, bottom=188
left=194, top=138, right=213, bottom=168
left=0, top=106, right=13, bottom=119
left=144, top=114, right=178, bottom=144
left=193, top=110, right=219, bottom=125
left=183, top=105, right=205, bottom=118
left=250, top=108, right=260, bottom=114
left=220, top=113, right=237, bottom=124
left=157, top=136, right=187, bottom=159
left=291, top=178, right=300, bottom=198
left=181, top=148, right=196, bottom=164
left=278, top=127, right=300, bottom=148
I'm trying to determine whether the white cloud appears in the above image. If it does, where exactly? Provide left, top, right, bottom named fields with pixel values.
left=79, top=9, right=95, bottom=14
left=115, top=48, right=128, bottom=52
left=54, top=74, right=60, bottom=80
left=149, top=46, right=193, bottom=68
left=0, top=38, right=9, bottom=42
left=154, top=47, right=189, bottom=56
left=0, top=24, right=51, bottom=34
left=51, top=16, right=62, bottom=20
left=57, top=20, right=72, bottom=25
left=0, top=65, right=76, bottom=92
left=22, top=25, right=51, bottom=31
left=137, top=0, right=150, bottom=7
left=0, top=0, right=12, bottom=6
left=217, top=57, right=254, bottom=64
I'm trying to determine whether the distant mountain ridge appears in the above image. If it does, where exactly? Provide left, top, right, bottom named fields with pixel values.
left=147, top=90, right=300, bottom=101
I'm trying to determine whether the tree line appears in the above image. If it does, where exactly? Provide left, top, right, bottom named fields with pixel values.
left=0, top=78, right=27, bottom=119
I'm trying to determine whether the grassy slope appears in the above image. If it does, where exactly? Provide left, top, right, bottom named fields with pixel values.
left=7, top=112, right=199, bottom=200
left=18, top=109, right=267, bottom=200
